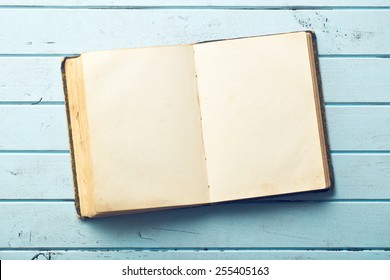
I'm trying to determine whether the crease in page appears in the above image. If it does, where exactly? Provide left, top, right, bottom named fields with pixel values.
left=192, top=45, right=211, bottom=203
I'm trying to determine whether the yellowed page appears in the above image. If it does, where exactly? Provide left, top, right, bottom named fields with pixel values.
left=80, top=45, right=209, bottom=213
left=193, top=32, right=326, bottom=202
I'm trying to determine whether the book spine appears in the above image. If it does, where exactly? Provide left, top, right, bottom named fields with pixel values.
left=309, top=31, right=335, bottom=189
left=61, top=57, right=82, bottom=216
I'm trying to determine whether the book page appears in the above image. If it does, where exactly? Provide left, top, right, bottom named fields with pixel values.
left=80, top=45, right=209, bottom=213
left=193, top=32, right=327, bottom=202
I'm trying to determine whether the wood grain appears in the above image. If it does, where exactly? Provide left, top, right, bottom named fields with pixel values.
left=1, top=250, right=390, bottom=260
left=0, top=154, right=72, bottom=199
left=0, top=57, right=63, bottom=102
left=0, top=10, right=389, bottom=54
left=0, top=106, right=69, bottom=151
left=1, top=202, right=390, bottom=248
left=0, top=1, right=388, bottom=8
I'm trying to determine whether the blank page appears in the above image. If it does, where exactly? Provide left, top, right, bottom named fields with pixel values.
left=193, top=32, right=327, bottom=202
left=80, top=46, right=209, bottom=213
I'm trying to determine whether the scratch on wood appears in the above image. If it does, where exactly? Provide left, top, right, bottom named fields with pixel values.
left=178, top=15, right=188, bottom=21
left=8, top=170, right=18, bottom=176
left=351, top=31, right=375, bottom=42
left=138, top=231, right=155, bottom=241
left=32, top=98, right=43, bottom=105
left=31, top=252, right=52, bottom=260
left=152, top=227, right=200, bottom=235
left=263, top=229, right=320, bottom=242
left=293, top=11, right=330, bottom=34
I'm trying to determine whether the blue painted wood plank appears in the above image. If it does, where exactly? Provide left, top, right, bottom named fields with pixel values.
left=320, top=58, right=390, bottom=103
left=0, top=10, right=388, bottom=54
left=0, top=106, right=69, bottom=150
left=1, top=105, right=389, bottom=151
left=2, top=58, right=390, bottom=103
left=0, top=57, right=63, bottom=103
left=326, top=106, right=390, bottom=150
left=1, top=202, right=390, bottom=248
left=1, top=154, right=389, bottom=200
left=0, top=154, right=72, bottom=199
left=0, top=1, right=388, bottom=8
left=264, top=153, right=390, bottom=201
left=1, top=249, right=390, bottom=260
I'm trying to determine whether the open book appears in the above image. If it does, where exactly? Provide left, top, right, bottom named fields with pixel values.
left=62, top=31, right=332, bottom=218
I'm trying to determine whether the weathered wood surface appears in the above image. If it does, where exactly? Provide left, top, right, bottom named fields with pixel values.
left=1, top=250, right=390, bottom=260
left=0, top=1, right=389, bottom=8
left=1, top=202, right=390, bottom=248
left=0, top=2, right=389, bottom=259
left=0, top=10, right=389, bottom=55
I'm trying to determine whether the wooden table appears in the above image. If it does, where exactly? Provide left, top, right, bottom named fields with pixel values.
left=1, top=0, right=389, bottom=260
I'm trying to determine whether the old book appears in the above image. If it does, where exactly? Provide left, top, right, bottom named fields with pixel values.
left=62, top=31, right=332, bottom=218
